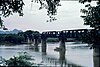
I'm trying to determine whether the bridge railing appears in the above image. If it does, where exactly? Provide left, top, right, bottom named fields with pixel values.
left=39, top=29, right=93, bottom=41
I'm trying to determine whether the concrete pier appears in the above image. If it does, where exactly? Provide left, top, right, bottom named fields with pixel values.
left=59, top=38, right=66, bottom=51
left=93, top=47, right=100, bottom=67
left=34, top=39, right=38, bottom=47
left=41, top=39, right=47, bottom=54
left=59, top=45, right=66, bottom=67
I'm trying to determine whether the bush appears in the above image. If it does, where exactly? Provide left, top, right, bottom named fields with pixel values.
left=0, top=52, right=40, bottom=67
left=6, top=52, right=36, bottom=67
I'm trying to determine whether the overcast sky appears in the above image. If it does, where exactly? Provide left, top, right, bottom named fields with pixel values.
left=2, top=0, right=93, bottom=32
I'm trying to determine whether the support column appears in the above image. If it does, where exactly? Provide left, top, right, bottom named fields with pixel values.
left=41, top=38, right=47, bottom=54
left=34, top=38, right=38, bottom=47
left=92, top=30, right=100, bottom=67
left=59, top=32, right=66, bottom=67
left=93, top=47, right=100, bottom=67
left=59, top=46, right=66, bottom=67
left=60, top=38, right=66, bottom=50
left=33, top=38, right=39, bottom=52
left=59, top=31, right=66, bottom=50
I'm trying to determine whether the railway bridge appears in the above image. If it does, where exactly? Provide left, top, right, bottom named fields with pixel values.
left=33, top=29, right=100, bottom=67
left=34, top=29, right=90, bottom=52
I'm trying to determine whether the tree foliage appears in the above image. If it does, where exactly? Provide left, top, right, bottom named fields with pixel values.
left=6, top=52, right=34, bottom=66
left=0, top=52, right=41, bottom=66
left=0, top=0, right=61, bottom=29
left=0, top=0, right=24, bottom=17
left=32, top=0, right=61, bottom=22
left=0, top=30, right=40, bottom=44
left=80, top=0, right=100, bottom=29
left=0, top=0, right=24, bottom=29
left=79, top=0, right=100, bottom=48
left=34, top=0, right=60, bottom=15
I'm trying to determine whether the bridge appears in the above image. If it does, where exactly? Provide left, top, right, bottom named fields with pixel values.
left=29, top=28, right=100, bottom=67
left=41, top=29, right=89, bottom=39
left=32, top=29, right=92, bottom=53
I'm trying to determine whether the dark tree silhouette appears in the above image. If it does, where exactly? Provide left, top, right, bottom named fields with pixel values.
left=0, top=0, right=24, bottom=17
left=0, top=0, right=24, bottom=29
left=0, top=0, right=61, bottom=27
left=32, top=0, right=60, bottom=15
left=0, top=0, right=99, bottom=26
left=22, top=30, right=40, bottom=43
left=80, top=0, right=100, bottom=30
left=79, top=0, right=100, bottom=48
left=31, top=0, right=61, bottom=22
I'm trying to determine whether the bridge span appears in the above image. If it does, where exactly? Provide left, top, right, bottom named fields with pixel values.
left=32, top=29, right=92, bottom=53
left=41, top=29, right=89, bottom=39
left=31, top=28, right=100, bottom=67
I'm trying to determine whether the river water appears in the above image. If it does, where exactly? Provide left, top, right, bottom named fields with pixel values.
left=0, top=42, right=93, bottom=67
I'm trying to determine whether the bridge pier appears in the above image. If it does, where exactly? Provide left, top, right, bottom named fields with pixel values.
left=93, top=46, right=100, bottom=67
left=59, top=31, right=66, bottom=50
left=33, top=38, right=39, bottom=52
left=27, top=38, right=33, bottom=44
left=59, top=38, right=66, bottom=51
left=34, top=38, right=38, bottom=47
left=59, top=46, right=66, bottom=67
left=41, top=38, right=47, bottom=54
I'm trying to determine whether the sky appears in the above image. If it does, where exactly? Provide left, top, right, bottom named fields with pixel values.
left=2, top=0, right=93, bottom=32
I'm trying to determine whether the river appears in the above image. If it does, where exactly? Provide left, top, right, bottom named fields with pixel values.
left=0, top=42, right=93, bottom=67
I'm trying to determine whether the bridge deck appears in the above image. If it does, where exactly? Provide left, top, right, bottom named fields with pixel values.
left=41, top=29, right=91, bottom=39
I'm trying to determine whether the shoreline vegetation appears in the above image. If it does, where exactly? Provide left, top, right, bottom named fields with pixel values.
left=0, top=30, right=84, bottom=45
left=0, top=38, right=83, bottom=45
left=0, top=37, right=60, bottom=45
left=0, top=30, right=40, bottom=45
left=0, top=52, right=42, bottom=67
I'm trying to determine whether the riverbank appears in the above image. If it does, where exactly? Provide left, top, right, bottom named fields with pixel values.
left=0, top=42, right=15, bottom=45
left=0, top=38, right=59, bottom=45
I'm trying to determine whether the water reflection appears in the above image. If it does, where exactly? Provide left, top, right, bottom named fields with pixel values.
left=41, top=39, right=47, bottom=54
left=59, top=41, right=67, bottom=67
left=59, top=49, right=66, bottom=67
left=0, top=42, right=94, bottom=67
left=25, top=44, right=39, bottom=52
left=34, top=45, right=39, bottom=52
left=93, top=56, right=100, bottom=67
left=41, top=42, right=83, bottom=67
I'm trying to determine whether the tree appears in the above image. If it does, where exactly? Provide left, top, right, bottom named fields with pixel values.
left=6, top=52, right=35, bottom=66
left=4, top=34, right=25, bottom=44
left=24, top=30, right=34, bottom=42
left=79, top=0, right=100, bottom=48
left=33, top=0, right=61, bottom=22
left=23, top=30, right=40, bottom=42
left=80, top=1, right=100, bottom=30
left=0, top=0, right=24, bottom=29
left=33, top=0, right=60, bottom=15
left=0, top=0, right=24, bottom=17
left=0, top=0, right=61, bottom=28
left=0, top=17, right=8, bottom=30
